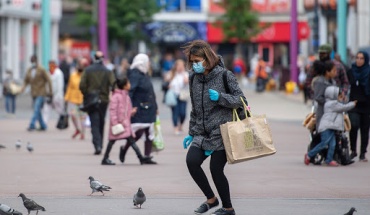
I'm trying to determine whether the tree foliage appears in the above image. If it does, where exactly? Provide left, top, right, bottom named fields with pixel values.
left=75, top=0, right=160, bottom=44
left=216, top=0, right=262, bottom=42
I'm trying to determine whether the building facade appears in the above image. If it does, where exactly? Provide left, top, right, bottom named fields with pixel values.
left=0, top=0, right=61, bottom=81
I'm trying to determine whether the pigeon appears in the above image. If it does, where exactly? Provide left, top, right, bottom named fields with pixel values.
left=133, top=187, right=146, bottom=208
left=26, top=142, right=33, bottom=153
left=0, top=145, right=6, bottom=149
left=344, top=207, right=356, bottom=215
left=15, top=140, right=21, bottom=150
left=0, top=203, right=23, bottom=215
left=88, top=176, right=112, bottom=196
left=18, top=193, right=45, bottom=215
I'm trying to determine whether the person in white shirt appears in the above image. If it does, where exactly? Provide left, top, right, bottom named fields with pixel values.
left=42, top=60, right=65, bottom=123
left=165, top=59, right=189, bottom=134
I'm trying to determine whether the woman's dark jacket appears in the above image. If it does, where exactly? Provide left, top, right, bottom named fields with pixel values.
left=128, top=68, right=158, bottom=123
left=347, top=51, right=370, bottom=114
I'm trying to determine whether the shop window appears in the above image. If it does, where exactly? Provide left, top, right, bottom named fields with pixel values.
left=186, top=0, right=201, bottom=11
left=157, top=0, right=201, bottom=12
left=262, top=47, right=269, bottom=62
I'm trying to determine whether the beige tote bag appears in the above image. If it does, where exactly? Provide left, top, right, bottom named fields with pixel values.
left=220, top=98, right=276, bottom=164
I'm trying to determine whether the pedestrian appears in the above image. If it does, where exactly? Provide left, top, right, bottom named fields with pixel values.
left=311, top=60, right=337, bottom=130
left=182, top=40, right=248, bottom=215
left=79, top=51, right=115, bottom=155
left=254, top=57, right=268, bottom=92
left=64, top=58, right=88, bottom=140
left=21, top=55, right=53, bottom=131
left=59, top=53, right=72, bottom=95
left=305, top=86, right=356, bottom=166
left=42, top=60, right=65, bottom=123
left=101, top=77, right=152, bottom=165
left=347, top=51, right=370, bottom=162
left=164, top=59, right=189, bottom=135
left=305, top=44, right=350, bottom=100
left=2, top=70, right=19, bottom=116
left=121, top=53, right=157, bottom=165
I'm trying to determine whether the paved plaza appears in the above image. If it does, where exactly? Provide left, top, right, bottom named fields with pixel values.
left=0, top=79, right=369, bottom=214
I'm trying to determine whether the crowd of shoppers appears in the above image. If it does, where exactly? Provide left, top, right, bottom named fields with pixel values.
left=304, top=44, right=370, bottom=165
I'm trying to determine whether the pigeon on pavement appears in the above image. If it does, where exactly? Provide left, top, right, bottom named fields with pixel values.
left=18, top=193, right=45, bottom=215
left=15, top=140, right=21, bottom=150
left=88, top=176, right=112, bottom=196
left=0, top=203, right=23, bottom=215
left=133, top=187, right=146, bottom=208
left=26, top=142, right=33, bottom=153
left=344, top=207, right=356, bottom=215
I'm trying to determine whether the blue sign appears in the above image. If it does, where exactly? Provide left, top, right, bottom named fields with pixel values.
left=145, top=22, right=207, bottom=43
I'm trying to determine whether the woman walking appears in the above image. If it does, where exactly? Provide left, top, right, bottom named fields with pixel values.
left=347, top=51, right=370, bottom=162
left=164, top=59, right=189, bottom=134
left=64, top=58, right=88, bottom=139
left=121, top=53, right=157, bottom=164
left=101, top=77, right=151, bottom=165
left=182, top=40, right=247, bottom=215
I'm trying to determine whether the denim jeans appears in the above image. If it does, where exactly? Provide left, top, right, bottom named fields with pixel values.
left=29, top=96, right=46, bottom=129
left=308, top=129, right=336, bottom=163
left=5, top=94, right=16, bottom=113
left=171, top=98, right=187, bottom=127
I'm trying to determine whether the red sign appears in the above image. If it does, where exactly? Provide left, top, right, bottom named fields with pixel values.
left=70, top=42, right=91, bottom=59
left=209, top=0, right=290, bottom=14
left=209, top=0, right=225, bottom=13
left=207, top=22, right=310, bottom=43
left=252, top=0, right=290, bottom=13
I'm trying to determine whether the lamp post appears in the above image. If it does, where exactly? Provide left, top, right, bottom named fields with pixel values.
left=41, top=0, right=51, bottom=70
left=337, top=0, right=347, bottom=62
left=290, top=0, right=298, bottom=83
left=98, top=0, right=108, bottom=55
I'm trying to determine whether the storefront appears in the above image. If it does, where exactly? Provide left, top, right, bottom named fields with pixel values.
left=0, top=0, right=61, bottom=81
left=207, top=22, right=310, bottom=67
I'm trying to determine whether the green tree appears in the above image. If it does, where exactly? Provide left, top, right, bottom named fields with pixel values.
left=217, top=0, right=262, bottom=42
left=75, top=0, right=160, bottom=49
left=216, top=0, right=263, bottom=56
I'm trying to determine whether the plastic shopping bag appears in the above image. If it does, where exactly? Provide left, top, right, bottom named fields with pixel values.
left=152, top=117, right=164, bottom=152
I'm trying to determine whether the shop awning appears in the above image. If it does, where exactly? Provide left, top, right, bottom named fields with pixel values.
left=207, top=22, right=310, bottom=43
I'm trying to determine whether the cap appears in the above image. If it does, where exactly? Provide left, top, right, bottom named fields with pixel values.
left=318, top=44, right=332, bottom=53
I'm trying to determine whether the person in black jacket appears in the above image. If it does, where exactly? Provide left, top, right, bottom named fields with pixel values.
left=79, top=51, right=115, bottom=155
left=119, top=53, right=157, bottom=164
left=347, top=51, right=370, bottom=162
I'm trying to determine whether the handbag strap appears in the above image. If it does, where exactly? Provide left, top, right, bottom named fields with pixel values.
left=240, top=97, right=252, bottom=117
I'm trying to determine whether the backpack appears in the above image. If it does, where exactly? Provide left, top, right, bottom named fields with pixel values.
left=189, top=70, right=249, bottom=119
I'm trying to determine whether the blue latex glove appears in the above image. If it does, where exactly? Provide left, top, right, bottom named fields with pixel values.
left=183, top=135, right=193, bottom=149
left=204, top=150, right=214, bottom=156
left=209, top=89, right=219, bottom=101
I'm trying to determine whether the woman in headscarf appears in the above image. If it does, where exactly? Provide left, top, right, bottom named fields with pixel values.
left=347, top=51, right=370, bottom=162
left=119, top=53, right=158, bottom=164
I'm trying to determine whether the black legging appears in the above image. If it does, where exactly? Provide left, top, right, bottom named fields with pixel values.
left=186, top=146, right=232, bottom=208
left=103, top=136, right=135, bottom=160
left=349, top=112, right=370, bottom=155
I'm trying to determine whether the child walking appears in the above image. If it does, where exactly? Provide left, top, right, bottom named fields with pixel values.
left=102, top=77, right=151, bottom=165
left=305, top=86, right=357, bottom=166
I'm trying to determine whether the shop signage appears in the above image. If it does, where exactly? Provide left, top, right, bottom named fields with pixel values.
left=145, top=22, right=206, bottom=43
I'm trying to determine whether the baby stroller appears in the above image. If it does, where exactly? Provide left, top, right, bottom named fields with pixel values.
left=303, top=112, right=354, bottom=166
left=307, top=130, right=354, bottom=165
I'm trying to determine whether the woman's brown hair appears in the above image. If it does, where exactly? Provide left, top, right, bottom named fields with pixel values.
left=182, top=40, right=219, bottom=70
